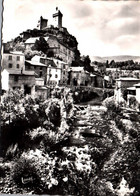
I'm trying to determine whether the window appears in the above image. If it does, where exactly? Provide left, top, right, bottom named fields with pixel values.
left=40, top=58, right=45, bottom=64
left=40, top=72, right=42, bottom=77
left=40, top=67, right=42, bottom=70
left=34, top=66, right=36, bottom=70
left=49, top=74, right=52, bottom=78
left=8, top=55, right=12, bottom=60
left=16, top=64, right=19, bottom=68
left=55, top=74, right=58, bottom=78
left=63, top=64, right=65, bottom=69
left=8, top=63, right=12, bottom=68
left=17, top=56, right=20, bottom=61
left=14, top=76, right=19, bottom=82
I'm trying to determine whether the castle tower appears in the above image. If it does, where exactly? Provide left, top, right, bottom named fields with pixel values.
left=37, top=16, right=48, bottom=30
left=53, top=7, right=63, bottom=28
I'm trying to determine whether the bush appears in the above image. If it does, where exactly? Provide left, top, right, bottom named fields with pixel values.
left=0, top=165, right=5, bottom=177
left=11, top=156, right=40, bottom=187
left=102, top=96, right=121, bottom=119
left=129, top=96, right=137, bottom=109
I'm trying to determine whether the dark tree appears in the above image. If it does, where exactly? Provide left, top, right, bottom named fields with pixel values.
left=83, top=55, right=92, bottom=72
left=33, top=37, right=49, bottom=54
left=47, top=51, right=54, bottom=57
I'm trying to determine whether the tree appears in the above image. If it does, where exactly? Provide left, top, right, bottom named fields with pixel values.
left=83, top=55, right=92, bottom=72
left=33, top=37, right=49, bottom=54
left=47, top=51, right=54, bottom=57
left=24, top=50, right=43, bottom=60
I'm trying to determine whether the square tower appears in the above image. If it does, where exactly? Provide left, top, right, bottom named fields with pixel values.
left=53, top=7, right=63, bottom=28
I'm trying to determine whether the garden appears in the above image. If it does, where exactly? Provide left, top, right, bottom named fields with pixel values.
left=0, top=89, right=140, bottom=195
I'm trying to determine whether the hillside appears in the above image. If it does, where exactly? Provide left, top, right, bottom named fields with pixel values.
left=91, top=55, right=140, bottom=63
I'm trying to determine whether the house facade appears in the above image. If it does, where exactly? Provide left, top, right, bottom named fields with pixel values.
left=25, top=55, right=68, bottom=86
left=114, top=77, right=140, bottom=103
left=1, top=52, right=25, bottom=71
left=69, top=67, right=94, bottom=87
left=1, top=69, right=36, bottom=95
left=127, top=83, right=140, bottom=105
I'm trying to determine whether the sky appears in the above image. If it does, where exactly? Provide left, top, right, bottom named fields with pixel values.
left=2, top=0, right=140, bottom=57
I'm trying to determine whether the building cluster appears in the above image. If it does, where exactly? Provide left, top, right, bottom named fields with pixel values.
left=1, top=50, right=105, bottom=100
left=106, top=68, right=140, bottom=82
left=1, top=8, right=106, bottom=99
left=1, top=8, right=140, bottom=109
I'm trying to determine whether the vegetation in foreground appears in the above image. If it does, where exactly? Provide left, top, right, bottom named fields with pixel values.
left=0, top=90, right=140, bottom=195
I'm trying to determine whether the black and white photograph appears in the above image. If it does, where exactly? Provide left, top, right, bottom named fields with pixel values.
left=0, top=0, right=140, bottom=195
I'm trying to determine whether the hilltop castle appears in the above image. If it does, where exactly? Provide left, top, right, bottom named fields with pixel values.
left=4, top=8, right=79, bottom=65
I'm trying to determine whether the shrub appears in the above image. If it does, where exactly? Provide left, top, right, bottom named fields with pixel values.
left=11, top=156, right=40, bottom=187
left=129, top=96, right=137, bottom=109
left=45, top=98, right=61, bottom=127
left=0, top=164, right=5, bottom=177
left=102, top=96, right=121, bottom=119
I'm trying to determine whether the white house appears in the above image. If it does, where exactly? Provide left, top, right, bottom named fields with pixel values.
left=127, top=83, right=140, bottom=104
left=1, top=69, right=35, bottom=95
left=114, top=77, right=140, bottom=103
left=46, top=64, right=61, bottom=86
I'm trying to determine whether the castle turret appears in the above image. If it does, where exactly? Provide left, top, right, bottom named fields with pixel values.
left=37, top=16, right=48, bottom=30
left=53, top=7, right=63, bottom=28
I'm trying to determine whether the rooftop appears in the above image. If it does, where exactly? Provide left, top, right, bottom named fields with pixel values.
left=127, top=87, right=136, bottom=90
left=4, top=69, right=35, bottom=76
left=25, top=36, right=49, bottom=44
left=134, top=83, right=140, bottom=87
left=116, top=77, right=140, bottom=81
left=70, top=67, right=84, bottom=72
left=26, top=60, right=47, bottom=67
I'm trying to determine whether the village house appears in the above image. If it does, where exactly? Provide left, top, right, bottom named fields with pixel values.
left=68, top=67, right=95, bottom=87
left=25, top=56, right=48, bottom=81
left=1, top=51, right=25, bottom=71
left=25, top=55, right=68, bottom=86
left=1, top=69, right=36, bottom=95
left=127, top=83, right=140, bottom=105
left=114, top=77, right=140, bottom=103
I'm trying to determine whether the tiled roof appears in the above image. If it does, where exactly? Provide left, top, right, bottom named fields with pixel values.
left=53, top=58, right=67, bottom=65
left=90, top=74, right=96, bottom=77
left=5, top=69, right=35, bottom=76
left=26, top=60, right=47, bottom=67
left=35, top=78, right=44, bottom=81
left=25, top=36, right=49, bottom=44
left=127, top=87, right=136, bottom=90
left=70, top=67, right=84, bottom=72
left=116, top=77, right=140, bottom=81
left=10, top=51, right=24, bottom=55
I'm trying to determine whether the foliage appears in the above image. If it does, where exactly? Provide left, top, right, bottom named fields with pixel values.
left=102, top=96, right=122, bottom=118
left=97, top=59, right=140, bottom=70
left=24, top=49, right=43, bottom=60
left=83, top=55, right=92, bottom=72
left=128, top=96, right=140, bottom=110
left=11, top=155, right=40, bottom=187
left=47, top=50, right=54, bottom=57
left=33, top=36, right=49, bottom=53
left=1, top=88, right=140, bottom=195
left=13, top=42, right=25, bottom=52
